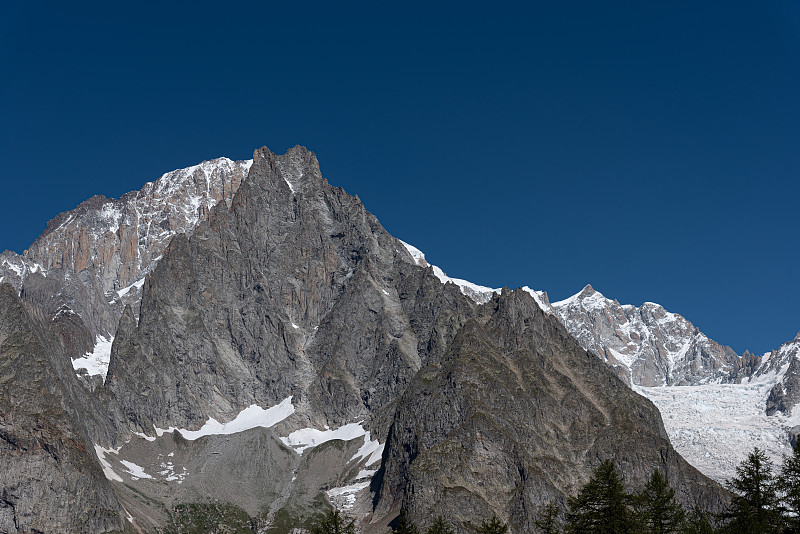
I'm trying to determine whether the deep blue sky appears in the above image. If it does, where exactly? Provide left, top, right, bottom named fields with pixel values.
left=1, top=2, right=799, bottom=355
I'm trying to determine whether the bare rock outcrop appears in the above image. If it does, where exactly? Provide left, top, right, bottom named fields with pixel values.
left=552, top=284, right=740, bottom=386
left=374, top=288, right=728, bottom=532
left=0, top=284, right=124, bottom=533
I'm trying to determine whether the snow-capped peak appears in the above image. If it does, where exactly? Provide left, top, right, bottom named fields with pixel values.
left=552, top=284, right=738, bottom=387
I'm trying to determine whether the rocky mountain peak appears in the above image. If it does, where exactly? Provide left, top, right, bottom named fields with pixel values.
left=0, top=145, right=737, bottom=533
left=23, top=156, right=251, bottom=294
left=0, top=156, right=252, bottom=347
left=250, top=145, right=322, bottom=196
left=754, top=334, right=800, bottom=416
left=374, top=278, right=726, bottom=531
left=552, top=285, right=738, bottom=386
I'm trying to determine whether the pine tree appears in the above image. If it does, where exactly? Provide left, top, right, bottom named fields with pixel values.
left=393, top=509, right=420, bottom=534
left=685, top=506, right=714, bottom=534
left=425, top=516, right=455, bottom=534
left=534, top=502, right=563, bottom=534
left=565, top=459, right=635, bottom=533
left=310, top=509, right=356, bottom=534
left=720, top=447, right=784, bottom=534
left=476, top=515, right=508, bottom=534
left=633, top=470, right=686, bottom=534
left=779, top=442, right=800, bottom=532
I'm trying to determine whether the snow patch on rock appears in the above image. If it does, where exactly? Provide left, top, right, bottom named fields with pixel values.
left=72, top=336, right=114, bottom=381
left=94, top=445, right=123, bottom=482
left=280, top=422, right=371, bottom=455
left=326, top=482, right=370, bottom=510
left=153, top=396, right=295, bottom=441
left=120, top=460, right=153, bottom=480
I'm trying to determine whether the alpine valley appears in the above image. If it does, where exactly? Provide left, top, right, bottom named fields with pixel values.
left=0, top=146, right=796, bottom=533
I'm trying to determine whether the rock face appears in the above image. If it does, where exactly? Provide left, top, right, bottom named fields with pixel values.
left=0, top=157, right=250, bottom=341
left=0, top=284, right=123, bottom=534
left=0, top=145, right=735, bottom=532
left=373, top=288, right=727, bottom=532
left=105, top=146, right=477, bottom=436
left=551, top=284, right=740, bottom=386
left=756, top=333, right=800, bottom=416
left=26, top=158, right=251, bottom=295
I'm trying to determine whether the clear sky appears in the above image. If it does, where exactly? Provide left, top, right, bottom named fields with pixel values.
left=1, top=2, right=798, bottom=355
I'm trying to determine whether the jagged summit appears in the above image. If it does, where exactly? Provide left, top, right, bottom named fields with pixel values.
left=0, top=156, right=251, bottom=344
left=26, top=156, right=251, bottom=292
left=0, top=144, right=789, bottom=531
left=550, top=283, right=739, bottom=387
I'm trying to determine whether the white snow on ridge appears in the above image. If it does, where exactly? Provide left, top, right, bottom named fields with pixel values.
left=153, top=396, right=295, bottom=441
left=552, top=286, right=608, bottom=311
left=399, top=240, right=503, bottom=305
left=399, top=240, right=428, bottom=266
left=400, top=240, right=556, bottom=310
left=522, top=286, right=552, bottom=313
left=72, top=336, right=114, bottom=381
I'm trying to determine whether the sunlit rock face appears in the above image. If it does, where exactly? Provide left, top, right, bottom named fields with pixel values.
left=551, top=284, right=740, bottom=387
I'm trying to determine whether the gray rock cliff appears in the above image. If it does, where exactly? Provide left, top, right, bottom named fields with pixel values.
left=0, top=284, right=124, bottom=533
left=373, top=288, right=727, bottom=531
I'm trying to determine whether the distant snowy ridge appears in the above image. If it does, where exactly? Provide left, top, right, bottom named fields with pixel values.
left=0, top=157, right=252, bottom=347
left=396, top=239, right=800, bottom=485
left=399, top=240, right=500, bottom=304
left=25, top=157, right=252, bottom=295
left=399, top=240, right=551, bottom=308
left=551, top=284, right=740, bottom=387
left=550, top=286, right=800, bottom=483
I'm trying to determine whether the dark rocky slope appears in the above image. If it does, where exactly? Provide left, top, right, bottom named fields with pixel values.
left=373, top=288, right=727, bottom=532
left=0, top=284, right=125, bottom=534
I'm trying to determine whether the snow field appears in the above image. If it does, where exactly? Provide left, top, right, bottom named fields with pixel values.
left=151, top=396, right=295, bottom=441
left=280, top=422, right=383, bottom=459
left=72, top=336, right=114, bottom=381
left=637, top=379, right=794, bottom=482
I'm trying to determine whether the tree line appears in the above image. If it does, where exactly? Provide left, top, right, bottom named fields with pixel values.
left=308, top=444, right=800, bottom=533
left=536, top=444, right=800, bottom=533
left=309, top=509, right=508, bottom=534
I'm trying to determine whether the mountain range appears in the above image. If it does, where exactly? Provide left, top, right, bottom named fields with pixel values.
left=0, top=145, right=795, bottom=533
